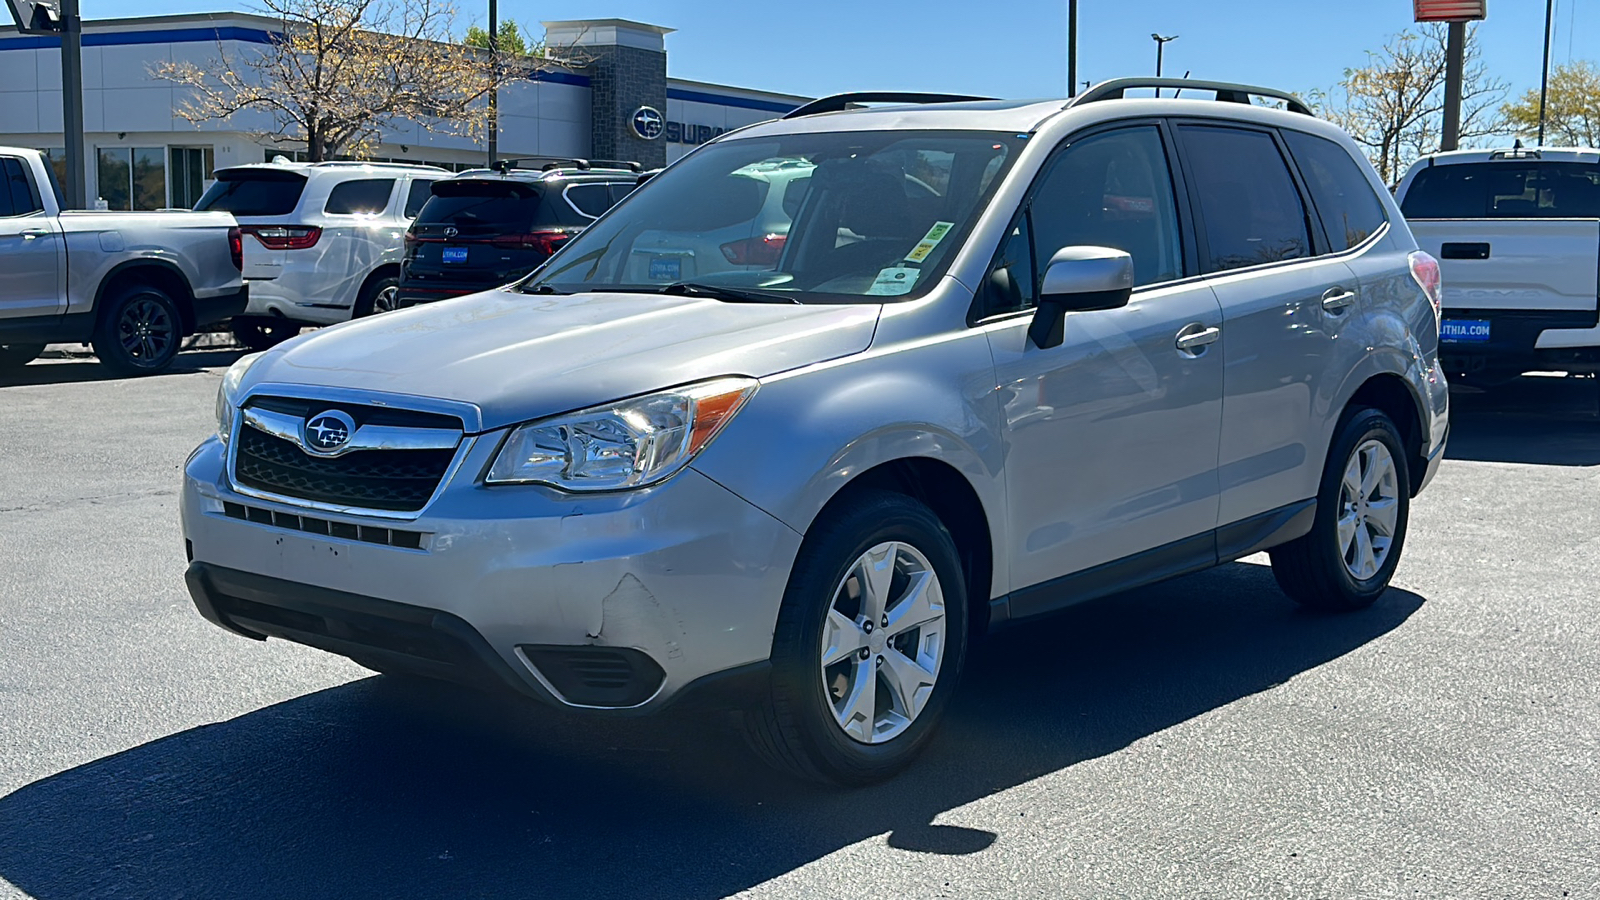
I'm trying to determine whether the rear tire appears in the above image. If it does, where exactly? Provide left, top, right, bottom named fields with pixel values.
left=92, top=282, right=182, bottom=376
left=353, top=274, right=401, bottom=317
left=1269, top=408, right=1411, bottom=611
left=230, top=316, right=301, bottom=351
left=744, top=490, right=968, bottom=786
left=0, top=343, right=46, bottom=368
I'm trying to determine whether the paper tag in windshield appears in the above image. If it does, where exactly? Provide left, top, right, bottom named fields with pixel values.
left=905, top=221, right=955, bottom=263
left=868, top=266, right=921, bottom=296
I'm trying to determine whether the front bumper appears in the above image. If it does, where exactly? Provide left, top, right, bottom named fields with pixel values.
left=181, top=437, right=802, bottom=712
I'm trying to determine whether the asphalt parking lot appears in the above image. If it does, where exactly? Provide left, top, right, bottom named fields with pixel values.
left=2, top=352, right=1598, bottom=899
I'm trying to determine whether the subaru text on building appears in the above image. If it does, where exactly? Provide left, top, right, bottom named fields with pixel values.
left=182, top=81, right=1449, bottom=785
left=0, top=147, right=247, bottom=374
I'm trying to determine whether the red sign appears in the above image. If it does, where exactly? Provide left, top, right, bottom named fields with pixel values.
left=1415, top=0, right=1487, bottom=21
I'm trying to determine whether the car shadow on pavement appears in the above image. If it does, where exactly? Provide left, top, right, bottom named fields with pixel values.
left=0, top=349, right=245, bottom=387
left=1446, top=376, right=1600, bottom=466
left=0, top=561, right=1422, bottom=900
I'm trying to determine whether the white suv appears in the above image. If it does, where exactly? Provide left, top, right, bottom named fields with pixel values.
left=195, top=160, right=446, bottom=349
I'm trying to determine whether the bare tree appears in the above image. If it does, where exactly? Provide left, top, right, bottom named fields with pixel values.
left=1311, top=23, right=1509, bottom=184
left=153, top=0, right=565, bottom=161
left=1504, top=60, right=1600, bottom=147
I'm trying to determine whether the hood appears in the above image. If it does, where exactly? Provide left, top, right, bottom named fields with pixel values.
left=242, top=288, right=881, bottom=431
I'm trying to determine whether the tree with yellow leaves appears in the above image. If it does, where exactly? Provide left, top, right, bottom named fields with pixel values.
left=1504, top=61, right=1600, bottom=148
left=154, top=0, right=565, bottom=162
left=1312, top=23, right=1509, bottom=184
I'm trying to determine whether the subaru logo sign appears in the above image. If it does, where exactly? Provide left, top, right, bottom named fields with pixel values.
left=631, top=106, right=665, bottom=141
left=304, top=410, right=356, bottom=454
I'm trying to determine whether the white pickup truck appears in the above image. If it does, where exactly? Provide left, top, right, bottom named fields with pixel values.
left=1396, top=147, right=1600, bottom=385
left=0, top=147, right=248, bottom=375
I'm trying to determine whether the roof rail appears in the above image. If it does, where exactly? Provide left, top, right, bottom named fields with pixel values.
left=309, top=160, right=450, bottom=171
left=489, top=156, right=643, bottom=174
left=782, top=92, right=996, bottom=120
left=1069, top=78, right=1314, bottom=116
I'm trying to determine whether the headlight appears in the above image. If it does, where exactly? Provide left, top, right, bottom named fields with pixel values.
left=215, top=351, right=264, bottom=445
left=487, top=377, right=758, bottom=491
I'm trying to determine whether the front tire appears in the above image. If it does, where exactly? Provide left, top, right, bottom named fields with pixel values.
left=1269, top=408, right=1411, bottom=611
left=230, top=316, right=301, bottom=351
left=92, top=283, right=182, bottom=376
left=745, top=490, right=968, bottom=786
left=0, top=343, right=46, bottom=368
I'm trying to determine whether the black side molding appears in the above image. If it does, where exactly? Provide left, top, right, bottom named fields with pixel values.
left=1440, top=242, right=1491, bottom=260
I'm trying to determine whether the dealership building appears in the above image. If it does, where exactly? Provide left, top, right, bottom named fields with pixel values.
left=0, top=12, right=808, bottom=210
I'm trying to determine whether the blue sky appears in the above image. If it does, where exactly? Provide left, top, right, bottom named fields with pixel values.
left=86, top=0, right=1588, bottom=104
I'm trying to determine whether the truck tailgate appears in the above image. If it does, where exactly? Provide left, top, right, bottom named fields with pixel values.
left=1408, top=219, right=1599, bottom=312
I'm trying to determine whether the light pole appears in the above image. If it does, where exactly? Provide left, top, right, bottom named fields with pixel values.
left=1066, top=0, right=1078, bottom=97
left=1537, top=0, right=1554, bottom=146
left=1152, top=33, right=1178, bottom=95
left=5, top=0, right=84, bottom=207
left=486, top=0, right=498, bottom=166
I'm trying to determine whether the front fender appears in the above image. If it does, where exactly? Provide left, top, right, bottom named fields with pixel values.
left=691, top=326, right=1011, bottom=597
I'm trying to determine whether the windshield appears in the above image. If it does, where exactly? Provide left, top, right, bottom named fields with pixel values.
left=527, top=131, right=1022, bottom=302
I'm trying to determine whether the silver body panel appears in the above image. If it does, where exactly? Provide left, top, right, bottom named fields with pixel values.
left=182, top=95, right=1448, bottom=710
left=0, top=147, right=244, bottom=324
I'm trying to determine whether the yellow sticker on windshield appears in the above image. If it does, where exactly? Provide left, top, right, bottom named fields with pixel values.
left=905, top=221, right=955, bottom=263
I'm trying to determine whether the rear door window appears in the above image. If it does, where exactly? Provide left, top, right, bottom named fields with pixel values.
left=403, top=180, right=436, bottom=218
left=606, top=182, right=636, bottom=206
left=196, top=169, right=308, bottom=217
left=1179, top=125, right=1311, bottom=272
left=1283, top=131, right=1388, bottom=251
left=1, top=157, right=41, bottom=216
left=1402, top=161, right=1600, bottom=218
left=324, top=178, right=396, bottom=215
left=417, top=181, right=541, bottom=235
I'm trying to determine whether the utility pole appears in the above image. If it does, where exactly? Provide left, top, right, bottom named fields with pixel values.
left=6, top=0, right=86, bottom=207
left=1066, top=0, right=1077, bottom=97
left=486, top=0, right=498, bottom=166
left=1440, top=20, right=1465, bottom=151
left=1537, top=0, right=1554, bottom=146
left=1151, top=33, right=1178, bottom=96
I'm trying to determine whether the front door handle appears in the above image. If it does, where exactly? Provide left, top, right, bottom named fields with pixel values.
left=1322, top=287, right=1357, bottom=312
left=1175, top=324, right=1221, bottom=352
left=19, top=228, right=51, bottom=240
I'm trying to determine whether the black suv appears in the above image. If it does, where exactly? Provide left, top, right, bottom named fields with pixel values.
left=397, top=158, right=641, bottom=307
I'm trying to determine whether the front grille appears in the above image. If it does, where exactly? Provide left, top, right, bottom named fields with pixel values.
left=221, top=501, right=426, bottom=550
left=234, top=426, right=456, bottom=512
left=245, top=396, right=462, bottom=430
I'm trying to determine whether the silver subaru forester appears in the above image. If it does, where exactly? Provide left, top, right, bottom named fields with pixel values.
left=182, top=80, right=1449, bottom=785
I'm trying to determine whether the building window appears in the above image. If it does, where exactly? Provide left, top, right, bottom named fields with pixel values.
left=97, top=147, right=166, bottom=210
left=169, top=147, right=215, bottom=210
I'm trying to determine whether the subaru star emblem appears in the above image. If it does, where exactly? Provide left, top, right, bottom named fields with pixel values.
left=631, top=105, right=664, bottom=141
left=304, top=410, right=356, bottom=453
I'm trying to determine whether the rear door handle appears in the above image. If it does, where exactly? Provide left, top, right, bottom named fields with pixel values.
left=1322, top=287, right=1357, bottom=312
left=1440, top=242, right=1490, bottom=260
left=1175, top=324, right=1221, bottom=352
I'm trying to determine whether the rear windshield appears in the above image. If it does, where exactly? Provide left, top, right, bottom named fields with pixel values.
left=1402, top=161, right=1600, bottom=219
left=417, top=180, right=543, bottom=233
left=195, top=169, right=308, bottom=216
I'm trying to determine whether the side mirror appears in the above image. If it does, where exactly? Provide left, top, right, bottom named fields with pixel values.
left=1028, top=246, right=1134, bottom=349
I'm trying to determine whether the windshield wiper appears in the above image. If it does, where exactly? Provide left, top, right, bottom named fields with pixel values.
left=658, top=282, right=803, bottom=305
left=519, top=283, right=570, bottom=295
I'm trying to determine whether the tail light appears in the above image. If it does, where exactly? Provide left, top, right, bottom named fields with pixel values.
left=490, top=230, right=572, bottom=255
left=1408, top=250, right=1442, bottom=330
left=227, top=226, right=243, bottom=270
left=720, top=233, right=786, bottom=266
left=242, top=225, right=322, bottom=250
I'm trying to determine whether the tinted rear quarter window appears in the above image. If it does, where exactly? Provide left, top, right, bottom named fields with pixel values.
left=1180, top=125, right=1311, bottom=272
left=1284, top=131, right=1387, bottom=251
left=418, top=181, right=541, bottom=234
left=404, top=180, right=436, bottom=218
left=564, top=183, right=612, bottom=218
left=1402, top=162, right=1600, bottom=218
left=324, top=178, right=396, bottom=215
left=196, top=170, right=309, bottom=216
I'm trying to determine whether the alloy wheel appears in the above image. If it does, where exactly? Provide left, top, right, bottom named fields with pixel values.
left=117, top=296, right=175, bottom=364
left=820, top=541, right=947, bottom=744
left=373, top=285, right=400, bottom=313
left=1338, top=438, right=1400, bottom=580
